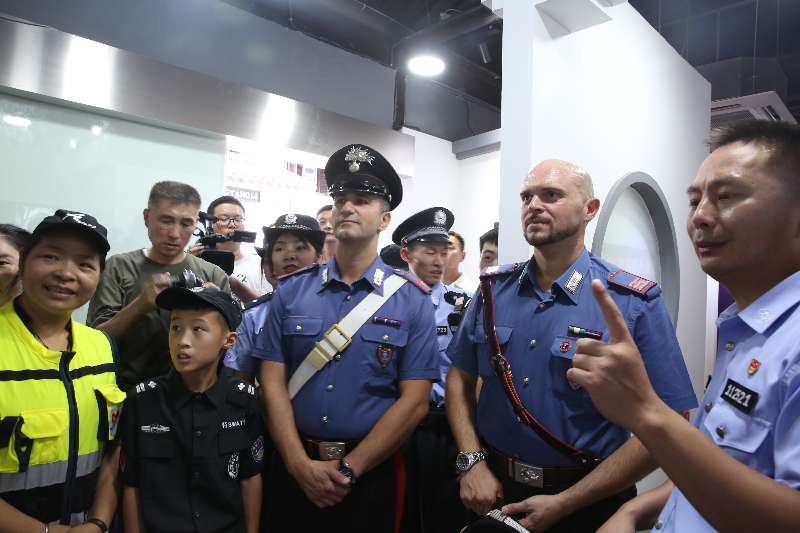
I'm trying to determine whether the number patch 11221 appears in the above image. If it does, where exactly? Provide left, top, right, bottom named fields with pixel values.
left=721, top=378, right=759, bottom=414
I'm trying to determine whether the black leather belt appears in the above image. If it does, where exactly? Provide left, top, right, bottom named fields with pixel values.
left=488, top=446, right=593, bottom=491
left=301, top=435, right=360, bottom=460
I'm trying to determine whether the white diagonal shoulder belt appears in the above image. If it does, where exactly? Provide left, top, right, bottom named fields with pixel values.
left=287, top=274, right=407, bottom=399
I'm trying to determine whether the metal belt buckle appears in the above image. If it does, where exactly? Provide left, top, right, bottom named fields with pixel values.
left=513, top=460, right=544, bottom=488
left=318, top=441, right=346, bottom=460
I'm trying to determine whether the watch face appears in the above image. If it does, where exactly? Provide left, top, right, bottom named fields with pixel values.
left=456, top=452, right=471, bottom=471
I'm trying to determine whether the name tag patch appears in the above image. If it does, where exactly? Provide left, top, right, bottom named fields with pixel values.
left=721, top=379, right=759, bottom=414
left=140, top=424, right=170, bottom=434
left=221, top=418, right=246, bottom=430
left=436, top=326, right=449, bottom=336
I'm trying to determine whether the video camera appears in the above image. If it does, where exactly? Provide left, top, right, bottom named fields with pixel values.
left=193, top=212, right=257, bottom=275
left=169, top=268, right=204, bottom=289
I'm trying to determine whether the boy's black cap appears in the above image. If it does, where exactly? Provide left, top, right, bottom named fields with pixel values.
left=324, top=144, right=403, bottom=210
left=392, top=207, right=454, bottom=246
left=262, top=213, right=326, bottom=254
left=156, top=287, right=242, bottom=330
left=33, top=209, right=110, bottom=253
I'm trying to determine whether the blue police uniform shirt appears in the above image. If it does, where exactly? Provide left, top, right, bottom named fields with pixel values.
left=447, top=249, right=698, bottom=466
left=253, top=256, right=440, bottom=440
left=223, top=293, right=273, bottom=376
left=655, top=271, right=800, bottom=532
left=430, top=281, right=468, bottom=405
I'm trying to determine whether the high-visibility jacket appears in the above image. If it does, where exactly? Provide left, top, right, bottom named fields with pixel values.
left=0, top=300, right=125, bottom=523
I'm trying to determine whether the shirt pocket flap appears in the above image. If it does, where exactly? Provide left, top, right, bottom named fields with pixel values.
left=282, top=316, right=323, bottom=336
left=95, top=383, right=127, bottom=404
left=138, top=431, right=175, bottom=458
left=702, top=404, right=771, bottom=454
left=361, top=327, right=409, bottom=347
left=473, top=325, right=513, bottom=345
left=94, top=384, right=126, bottom=441
left=20, top=409, right=68, bottom=440
left=551, top=336, right=578, bottom=360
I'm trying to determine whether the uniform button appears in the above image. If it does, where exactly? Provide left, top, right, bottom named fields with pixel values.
left=295, top=324, right=303, bottom=332
left=522, top=377, right=529, bottom=386
left=725, top=341, right=735, bottom=351
left=382, top=334, right=389, bottom=341
left=704, top=402, right=712, bottom=413
left=334, top=354, right=342, bottom=361
left=538, top=303, right=546, bottom=310
left=193, top=511, right=200, bottom=519
left=715, top=425, right=726, bottom=439
left=345, top=295, right=352, bottom=301
left=529, top=339, right=536, bottom=348
left=516, top=416, right=521, bottom=423
left=326, top=384, right=334, bottom=391
left=322, top=416, right=329, bottom=423
left=654, top=520, right=663, bottom=530
left=194, top=430, right=202, bottom=438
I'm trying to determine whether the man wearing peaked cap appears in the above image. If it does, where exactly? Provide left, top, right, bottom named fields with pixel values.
left=256, top=145, right=439, bottom=532
left=393, top=207, right=473, bottom=532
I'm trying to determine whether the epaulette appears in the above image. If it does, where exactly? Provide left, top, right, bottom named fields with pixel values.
left=392, top=268, right=431, bottom=294
left=227, top=378, right=257, bottom=407
left=479, top=262, right=524, bottom=279
left=276, top=263, right=320, bottom=281
left=244, top=291, right=273, bottom=310
left=133, top=379, right=160, bottom=395
left=607, top=270, right=661, bottom=299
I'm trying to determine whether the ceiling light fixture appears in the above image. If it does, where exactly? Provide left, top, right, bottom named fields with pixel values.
left=408, top=55, right=445, bottom=77
left=2, top=115, right=31, bottom=127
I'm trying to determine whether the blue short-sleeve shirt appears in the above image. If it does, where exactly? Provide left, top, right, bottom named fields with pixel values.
left=447, top=249, right=698, bottom=466
left=223, top=293, right=273, bottom=376
left=253, top=257, right=439, bottom=439
left=656, top=271, right=800, bottom=532
left=430, top=282, right=469, bottom=405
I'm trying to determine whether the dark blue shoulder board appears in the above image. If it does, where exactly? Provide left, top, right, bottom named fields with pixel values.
left=479, top=262, right=524, bottom=279
left=392, top=269, right=431, bottom=294
left=607, top=270, right=661, bottom=299
left=276, top=263, right=320, bottom=281
left=227, top=379, right=256, bottom=407
left=244, top=291, right=274, bottom=310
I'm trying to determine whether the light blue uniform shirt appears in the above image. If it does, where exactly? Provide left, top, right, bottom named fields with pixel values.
left=223, top=293, right=273, bottom=376
left=656, top=271, right=800, bottom=532
left=448, top=249, right=698, bottom=466
left=430, top=281, right=469, bottom=405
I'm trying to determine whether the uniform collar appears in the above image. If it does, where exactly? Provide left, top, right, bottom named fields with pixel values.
left=319, top=255, right=390, bottom=295
left=430, top=281, right=445, bottom=306
left=166, top=369, right=225, bottom=409
left=518, top=249, right=591, bottom=304
left=718, top=271, right=800, bottom=334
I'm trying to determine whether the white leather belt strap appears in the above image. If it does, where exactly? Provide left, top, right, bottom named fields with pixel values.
left=288, top=274, right=407, bottom=399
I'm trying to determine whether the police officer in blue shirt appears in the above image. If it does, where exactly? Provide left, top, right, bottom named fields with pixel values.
left=584, top=121, right=800, bottom=533
left=223, top=214, right=325, bottom=381
left=255, top=144, right=440, bottom=532
left=447, top=159, right=697, bottom=532
left=392, top=206, right=472, bottom=532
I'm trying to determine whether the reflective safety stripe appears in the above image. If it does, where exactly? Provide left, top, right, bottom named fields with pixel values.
left=0, top=450, right=102, bottom=493
left=0, top=363, right=117, bottom=382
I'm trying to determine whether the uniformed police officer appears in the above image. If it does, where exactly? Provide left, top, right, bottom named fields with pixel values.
left=393, top=207, right=473, bottom=532
left=255, top=144, right=440, bottom=532
left=446, top=159, right=698, bottom=532
left=223, top=214, right=325, bottom=382
left=584, top=120, right=800, bottom=532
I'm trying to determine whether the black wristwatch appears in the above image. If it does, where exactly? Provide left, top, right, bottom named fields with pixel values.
left=455, top=450, right=487, bottom=473
left=338, top=457, right=356, bottom=485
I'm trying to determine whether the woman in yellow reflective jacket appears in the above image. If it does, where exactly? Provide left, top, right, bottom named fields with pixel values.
left=0, top=210, right=122, bottom=533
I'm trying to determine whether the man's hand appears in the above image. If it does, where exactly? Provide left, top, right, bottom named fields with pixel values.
left=501, top=494, right=568, bottom=531
left=567, top=280, right=663, bottom=430
left=288, top=458, right=352, bottom=508
left=188, top=243, right=204, bottom=257
left=136, top=273, right=172, bottom=312
left=459, top=461, right=503, bottom=515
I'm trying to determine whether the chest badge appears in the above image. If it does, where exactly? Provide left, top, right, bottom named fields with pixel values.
left=559, top=340, right=572, bottom=353
left=747, top=358, right=761, bottom=377
left=721, top=378, right=759, bottom=414
left=564, top=270, right=583, bottom=294
left=376, top=344, right=395, bottom=367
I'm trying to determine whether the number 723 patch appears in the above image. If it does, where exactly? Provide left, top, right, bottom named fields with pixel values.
left=721, top=378, right=759, bottom=414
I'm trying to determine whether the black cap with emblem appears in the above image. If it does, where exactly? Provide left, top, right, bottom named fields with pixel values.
left=33, top=209, right=110, bottom=254
left=262, top=213, right=326, bottom=254
left=324, top=144, right=403, bottom=210
left=156, top=287, right=242, bottom=331
left=391, top=207, right=454, bottom=247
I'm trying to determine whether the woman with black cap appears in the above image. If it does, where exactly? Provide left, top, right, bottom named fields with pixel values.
left=223, top=213, right=325, bottom=383
left=0, top=210, right=122, bottom=533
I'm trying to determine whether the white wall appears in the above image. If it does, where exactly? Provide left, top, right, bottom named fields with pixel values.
left=499, top=0, right=712, bottom=496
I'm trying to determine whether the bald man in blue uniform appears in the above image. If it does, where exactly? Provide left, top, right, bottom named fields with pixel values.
left=448, top=159, right=697, bottom=533
left=255, top=145, right=439, bottom=532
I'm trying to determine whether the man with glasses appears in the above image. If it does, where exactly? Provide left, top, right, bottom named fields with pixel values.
left=190, top=195, right=270, bottom=302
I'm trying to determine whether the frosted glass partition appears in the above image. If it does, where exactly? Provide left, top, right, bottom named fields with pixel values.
left=0, top=91, right=226, bottom=322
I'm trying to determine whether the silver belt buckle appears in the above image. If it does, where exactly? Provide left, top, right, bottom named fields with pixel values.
left=318, top=441, right=346, bottom=460
left=513, top=460, right=544, bottom=488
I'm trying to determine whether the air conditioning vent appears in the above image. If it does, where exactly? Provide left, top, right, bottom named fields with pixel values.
left=710, top=91, right=796, bottom=128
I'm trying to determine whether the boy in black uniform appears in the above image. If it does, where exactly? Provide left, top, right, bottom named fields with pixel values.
left=121, top=287, right=264, bottom=533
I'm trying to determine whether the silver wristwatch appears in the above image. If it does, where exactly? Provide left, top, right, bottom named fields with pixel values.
left=455, top=450, right=487, bottom=472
